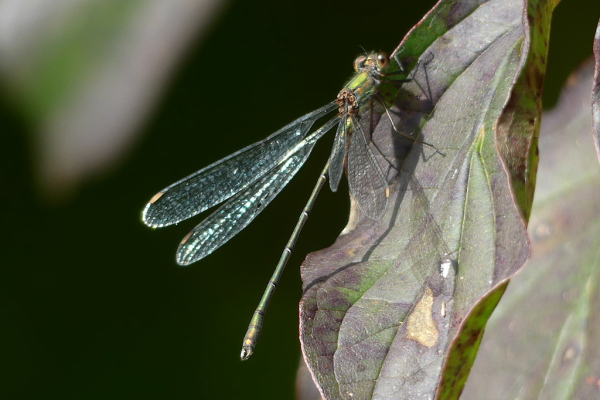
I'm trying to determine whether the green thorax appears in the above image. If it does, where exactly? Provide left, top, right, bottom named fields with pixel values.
left=344, top=70, right=381, bottom=115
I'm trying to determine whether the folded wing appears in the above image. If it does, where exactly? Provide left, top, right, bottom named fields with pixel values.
left=143, top=102, right=337, bottom=228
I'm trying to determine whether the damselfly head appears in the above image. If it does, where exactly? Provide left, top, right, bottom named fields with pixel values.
left=353, top=52, right=390, bottom=74
left=375, top=52, right=390, bottom=70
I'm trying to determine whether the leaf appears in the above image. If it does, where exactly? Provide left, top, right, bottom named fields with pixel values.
left=437, top=0, right=558, bottom=397
left=593, top=18, right=600, bottom=157
left=461, top=60, right=600, bottom=400
left=298, top=0, right=546, bottom=398
left=494, top=0, right=562, bottom=220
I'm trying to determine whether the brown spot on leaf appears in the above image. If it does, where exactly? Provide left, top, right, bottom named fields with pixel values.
left=406, top=288, right=439, bottom=347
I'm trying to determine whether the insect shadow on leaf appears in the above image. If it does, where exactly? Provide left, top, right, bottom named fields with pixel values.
left=303, top=53, right=458, bottom=301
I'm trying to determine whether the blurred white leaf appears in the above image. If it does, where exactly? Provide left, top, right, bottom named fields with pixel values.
left=0, top=0, right=227, bottom=197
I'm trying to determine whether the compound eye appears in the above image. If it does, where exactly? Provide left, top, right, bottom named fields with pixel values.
left=353, top=55, right=367, bottom=72
left=376, top=52, right=390, bottom=69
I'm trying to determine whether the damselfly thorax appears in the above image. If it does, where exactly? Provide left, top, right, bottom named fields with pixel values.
left=338, top=51, right=391, bottom=115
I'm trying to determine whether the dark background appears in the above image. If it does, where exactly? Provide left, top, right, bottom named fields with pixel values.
left=1, top=0, right=599, bottom=398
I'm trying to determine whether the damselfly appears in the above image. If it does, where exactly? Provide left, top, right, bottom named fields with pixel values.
left=142, top=51, right=436, bottom=360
